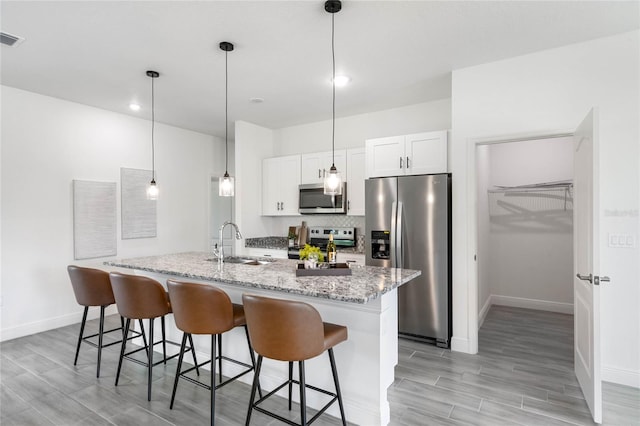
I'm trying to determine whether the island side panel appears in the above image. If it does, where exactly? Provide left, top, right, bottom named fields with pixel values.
left=135, top=270, right=397, bottom=426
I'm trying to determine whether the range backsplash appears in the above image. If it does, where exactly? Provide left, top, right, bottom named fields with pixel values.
left=272, top=215, right=364, bottom=238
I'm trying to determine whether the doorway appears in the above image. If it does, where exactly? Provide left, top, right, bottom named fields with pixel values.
left=476, top=136, right=575, bottom=326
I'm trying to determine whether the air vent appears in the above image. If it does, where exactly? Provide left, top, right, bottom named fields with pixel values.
left=1, top=32, right=25, bottom=47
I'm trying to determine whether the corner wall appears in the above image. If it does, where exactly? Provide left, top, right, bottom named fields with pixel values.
left=0, top=86, right=221, bottom=341
left=451, top=30, right=640, bottom=386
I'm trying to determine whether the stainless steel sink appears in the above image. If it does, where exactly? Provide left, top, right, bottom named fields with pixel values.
left=207, top=256, right=272, bottom=266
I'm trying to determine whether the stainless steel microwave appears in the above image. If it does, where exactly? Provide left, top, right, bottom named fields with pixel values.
left=298, top=183, right=347, bottom=214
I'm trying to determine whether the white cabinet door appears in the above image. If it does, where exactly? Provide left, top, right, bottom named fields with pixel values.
left=301, top=150, right=347, bottom=184
left=280, top=155, right=301, bottom=215
left=262, top=155, right=301, bottom=216
left=366, top=132, right=448, bottom=177
left=262, top=157, right=280, bottom=215
left=301, top=152, right=324, bottom=184
left=405, top=130, right=448, bottom=175
left=346, top=148, right=366, bottom=216
left=366, top=136, right=404, bottom=178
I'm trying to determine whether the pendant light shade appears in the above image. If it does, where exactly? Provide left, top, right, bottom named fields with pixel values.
left=146, top=70, right=160, bottom=200
left=324, top=0, right=342, bottom=195
left=219, top=41, right=235, bottom=197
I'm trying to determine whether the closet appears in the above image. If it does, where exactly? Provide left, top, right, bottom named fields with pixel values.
left=476, top=136, right=575, bottom=322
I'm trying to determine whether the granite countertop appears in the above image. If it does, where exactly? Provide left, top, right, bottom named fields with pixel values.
left=105, top=252, right=419, bottom=304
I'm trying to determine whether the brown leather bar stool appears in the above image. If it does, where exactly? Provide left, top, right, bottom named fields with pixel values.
left=167, top=280, right=260, bottom=426
left=67, top=265, right=140, bottom=378
left=109, top=272, right=198, bottom=401
left=242, top=294, right=348, bottom=426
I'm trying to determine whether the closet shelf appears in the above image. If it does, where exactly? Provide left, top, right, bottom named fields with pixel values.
left=488, top=180, right=573, bottom=217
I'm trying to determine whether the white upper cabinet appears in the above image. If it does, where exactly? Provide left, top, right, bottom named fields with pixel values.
left=301, top=149, right=346, bottom=184
left=366, top=130, right=448, bottom=177
left=346, top=147, right=365, bottom=216
left=262, top=154, right=301, bottom=216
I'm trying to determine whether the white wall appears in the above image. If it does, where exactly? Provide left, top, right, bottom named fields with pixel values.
left=234, top=120, right=275, bottom=244
left=486, top=137, right=574, bottom=313
left=451, top=30, right=639, bottom=386
left=274, top=98, right=452, bottom=155
left=1, top=86, right=222, bottom=341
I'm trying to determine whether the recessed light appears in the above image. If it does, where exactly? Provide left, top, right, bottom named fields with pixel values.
left=129, top=103, right=141, bottom=111
left=250, top=97, right=264, bottom=104
left=333, top=75, right=350, bottom=87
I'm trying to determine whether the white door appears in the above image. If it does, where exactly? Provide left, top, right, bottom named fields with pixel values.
left=573, top=108, right=604, bottom=424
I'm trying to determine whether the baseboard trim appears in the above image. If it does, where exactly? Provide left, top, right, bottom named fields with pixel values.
left=478, top=296, right=492, bottom=328
left=603, top=365, right=640, bottom=389
left=491, top=295, right=573, bottom=315
left=451, top=336, right=475, bottom=354
left=0, top=305, right=118, bottom=342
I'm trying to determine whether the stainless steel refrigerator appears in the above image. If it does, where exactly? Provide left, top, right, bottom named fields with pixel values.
left=365, top=174, right=451, bottom=347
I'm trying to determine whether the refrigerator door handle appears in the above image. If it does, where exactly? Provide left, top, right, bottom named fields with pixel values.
left=390, top=201, right=397, bottom=268
left=396, top=201, right=404, bottom=268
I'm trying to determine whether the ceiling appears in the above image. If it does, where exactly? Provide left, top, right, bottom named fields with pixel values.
left=2, top=1, right=638, bottom=138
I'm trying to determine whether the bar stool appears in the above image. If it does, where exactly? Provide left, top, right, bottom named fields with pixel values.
left=167, top=280, right=260, bottom=426
left=67, top=265, right=139, bottom=378
left=109, top=272, right=198, bottom=401
left=242, top=294, right=348, bottom=426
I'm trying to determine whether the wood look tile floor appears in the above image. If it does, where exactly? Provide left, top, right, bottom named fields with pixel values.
left=1, top=305, right=638, bottom=425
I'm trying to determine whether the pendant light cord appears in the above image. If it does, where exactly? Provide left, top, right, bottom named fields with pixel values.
left=331, top=12, right=336, bottom=168
left=225, top=49, right=229, bottom=174
left=151, top=75, right=155, bottom=181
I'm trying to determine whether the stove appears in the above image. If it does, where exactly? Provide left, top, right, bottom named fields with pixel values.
left=287, top=226, right=356, bottom=259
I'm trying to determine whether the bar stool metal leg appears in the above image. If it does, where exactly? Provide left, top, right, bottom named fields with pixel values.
left=211, top=334, right=217, bottom=426
left=288, top=362, right=294, bottom=410
left=96, top=305, right=106, bottom=378
left=161, top=315, right=167, bottom=364
left=138, top=319, right=149, bottom=360
left=299, top=361, right=306, bottom=426
left=115, top=319, right=130, bottom=386
left=170, top=333, right=188, bottom=409
left=147, top=318, right=154, bottom=401
left=74, top=306, right=89, bottom=366
left=187, top=334, right=200, bottom=376
left=217, top=333, right=223, bottom=384
left=329, top=348, right=347, bottom=426
left=245, top=355, right=263, bottom=426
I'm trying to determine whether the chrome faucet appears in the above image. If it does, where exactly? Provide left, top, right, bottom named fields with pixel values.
left=217, top=221, right=243, bottom=267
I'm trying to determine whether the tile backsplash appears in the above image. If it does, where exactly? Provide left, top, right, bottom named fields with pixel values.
left=272, top=215, right=365, bottom=237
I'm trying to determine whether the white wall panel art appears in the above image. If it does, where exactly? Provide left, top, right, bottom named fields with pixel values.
left=73, top=180, right=117, bottom=259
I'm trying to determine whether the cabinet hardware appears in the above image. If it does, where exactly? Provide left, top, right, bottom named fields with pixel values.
left=318, top=169, right=321, bottom=179
left=400, top=157, right=403, bottom=168
left=348, top=200, right=350, bottom=211
left=406, top=157, right=410, bottom=168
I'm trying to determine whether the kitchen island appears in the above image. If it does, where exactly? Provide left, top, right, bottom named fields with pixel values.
left=105, top=252, right=420, bottom=426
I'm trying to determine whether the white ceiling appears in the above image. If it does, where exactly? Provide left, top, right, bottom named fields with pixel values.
left=2, top=1, right=638, bottom=138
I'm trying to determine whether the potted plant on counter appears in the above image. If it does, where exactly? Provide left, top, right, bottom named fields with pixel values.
left=299, top=244, right=325, bottom=269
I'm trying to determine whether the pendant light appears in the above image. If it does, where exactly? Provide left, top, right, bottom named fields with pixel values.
left=146, top=70, right=160, bottom=200
left=219, top=41, right=235, bottom=197
left=323, top=0, right=342, bottom=195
